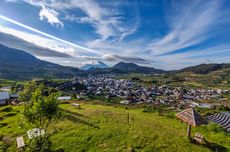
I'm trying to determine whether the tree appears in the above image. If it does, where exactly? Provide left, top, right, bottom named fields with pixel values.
left=18, top=81, right=37, bottom=102
left=20, top=84, right=62, bottom=151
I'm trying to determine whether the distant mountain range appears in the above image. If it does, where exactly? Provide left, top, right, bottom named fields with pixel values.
left=80, top=61, right=109, bottom=70
left=83, top=62, right=165, bottom=75
left=0, top=44, right=229, bottom=80
left=0, top=44, right=80, bottom=80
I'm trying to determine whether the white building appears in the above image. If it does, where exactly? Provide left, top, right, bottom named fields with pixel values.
left=57, top=96, right=71, bottom=100
left=120, top=100, right=130, bottom=105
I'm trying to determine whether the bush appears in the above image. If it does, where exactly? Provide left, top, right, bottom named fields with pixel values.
left=143, top=105, right=159, bottom=113
left=152, top=80, right=158, bottom=83
left=206, top=123, right=224, bottom=133
left=3, top=113, right=17, bottom=117
left=165, top=112, right=175, bottom=119
left=0, top=123, right=7, bottom=128
left=0, top=107, right=13, bottom=112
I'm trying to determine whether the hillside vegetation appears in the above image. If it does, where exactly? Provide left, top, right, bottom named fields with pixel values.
left=178, top=63, right=230, bottom=74
left=121, top=66, right=230, bottom=90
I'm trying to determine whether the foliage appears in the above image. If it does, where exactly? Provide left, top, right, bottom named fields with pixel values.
left=20, top=84, right=62, bottom=151
left=0, top=136, right=10, bottom=152
left=171, top=75, right=185, bottom=82
left=0, top=106, right=14, bottom=112
left=143, top=105, right=159, bottom=113
left=18, top=81, right=37, bottom=102
left=206, top=123, right=225, bottom=133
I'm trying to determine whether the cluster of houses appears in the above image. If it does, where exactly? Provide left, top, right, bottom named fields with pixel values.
left=0, top=76, right=228, bottom=109
left=72, top=76, right=229, bottom=108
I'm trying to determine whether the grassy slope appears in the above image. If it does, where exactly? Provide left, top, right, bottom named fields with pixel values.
left=1, top=103, right=229, bottom=152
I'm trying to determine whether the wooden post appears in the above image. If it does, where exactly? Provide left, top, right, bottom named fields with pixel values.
left=187, top=124, right=191, bottom=138
left=127, top=112, right=129, bottom=124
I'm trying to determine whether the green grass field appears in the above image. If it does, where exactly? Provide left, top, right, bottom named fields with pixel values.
left=0, top=103, right=229, bottom=152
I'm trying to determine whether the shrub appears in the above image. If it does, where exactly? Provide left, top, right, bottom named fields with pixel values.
left=206, top=123, right=224, bottom=133
left=143, top=105, right=158, bottom=113
left=165, top=112, right=175, bottom=119
left=3, top=113, right=17, bottom=117
left=0, top=107, right=13, bottom=112
left=0, top=123, right=7, bottom=128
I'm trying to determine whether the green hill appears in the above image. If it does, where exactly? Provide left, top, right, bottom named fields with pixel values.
left=0, top=103, right=229, bottom=152
left=177, top=63, right=230, bottom=74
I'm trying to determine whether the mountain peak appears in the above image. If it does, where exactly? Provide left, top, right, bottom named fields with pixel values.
left=113, top=62, right=165, bottom=74
left=113, top=62, right=138, bottom=69
left=80, top=61, right=109, bottom=70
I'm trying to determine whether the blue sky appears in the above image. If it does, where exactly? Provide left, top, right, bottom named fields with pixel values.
left=0, top=0, right=230, bottom=70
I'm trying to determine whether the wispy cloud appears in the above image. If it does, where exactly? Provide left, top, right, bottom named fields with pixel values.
left=39, top=5, right=63, bottom=27
left=0, top=14, right=98, bottom=55
left=144, top=0, right=230, bottom=69
left=147, top=0, right=222, bottom=55
left=23, top=0, right=140, bottom=42
left=0, top=31, right=71, bottom=58
left=0, top=14, right=144, bottom=67
left=4, top=0, right=18, bottom=2
left=151, top=43, right=230, bottom=70
left=1, top=0, right=143, bottom=66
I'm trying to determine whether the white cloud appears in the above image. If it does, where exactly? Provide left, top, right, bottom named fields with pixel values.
left=148, top=0, right=221, bottom=55
left=0, top=25, right=76, bottom=56
left=4, top=0, right=18, bottom=2
left=23, top=0, right=139, bottom=42
left=39, top=5, right=63, bottom=27
left=152, top=44, right=230, bottom=70
left=0, top=14, right=98, bottom=55
left=2, top=0, right=230, bottom=70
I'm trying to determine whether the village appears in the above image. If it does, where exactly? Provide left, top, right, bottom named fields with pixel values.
left=0, top=75, right=229, bottom=109
left=64, top=75, right=229, bottom=108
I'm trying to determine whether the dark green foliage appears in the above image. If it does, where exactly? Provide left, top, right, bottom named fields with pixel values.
left=0, top=106, right=14, bottom=112
left=132, top=77, right=141, bottom=81
left=0, top=123, right=7, bottom=128
left=171, top=75, right=185, bottom=82
left=3, top=113, right=17, bottom=117
left=18, top=81, right=37, bottom=102
left=206, top=123, right=225, bottom=133
left=143, top=105, right=159, bottom=113
left=0, top=135, right=10, bottom=152
left=22, top=85, right=62, bottom=125
left=165, top=112, right=176, bottom=119
left=152, top=80, right=158, bottom=83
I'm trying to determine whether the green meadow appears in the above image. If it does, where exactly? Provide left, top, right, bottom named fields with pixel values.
left=0, top=102, right=229, bottom=152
